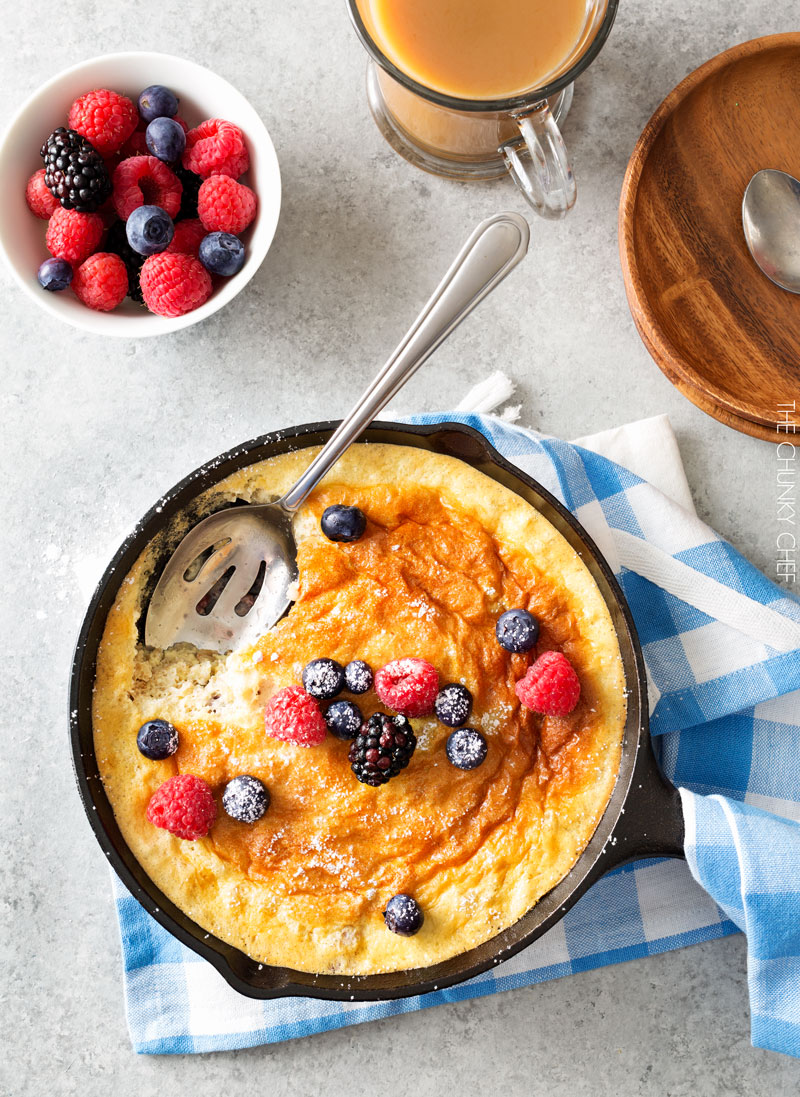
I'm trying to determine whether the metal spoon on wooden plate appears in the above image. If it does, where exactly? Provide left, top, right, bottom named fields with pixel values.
left=145, top=212, right=530, bottom=653
left=742, top=168, right=800, bottom=294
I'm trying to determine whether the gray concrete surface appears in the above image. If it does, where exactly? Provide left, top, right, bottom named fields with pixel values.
left=2, top=0, right=798, bottom=1093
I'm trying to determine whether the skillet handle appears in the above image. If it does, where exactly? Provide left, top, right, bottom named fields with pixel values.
left=603, top=739, right=685, bottom=868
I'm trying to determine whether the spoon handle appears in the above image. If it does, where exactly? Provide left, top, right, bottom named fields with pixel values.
left=280, top=211, right=529, bottom=513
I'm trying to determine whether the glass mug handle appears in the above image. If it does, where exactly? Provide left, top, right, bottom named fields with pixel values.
left=500, top=100, right=577, bottom=220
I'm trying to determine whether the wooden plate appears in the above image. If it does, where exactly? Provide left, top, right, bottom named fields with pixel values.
left=619, top=34, right=800, bottom=441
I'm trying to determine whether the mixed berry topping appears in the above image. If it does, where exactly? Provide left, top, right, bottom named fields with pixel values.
left=136, top=718, right=179, bottom=760
left=446, top=727, right=488, bottom=771
left=265, top=684, right=327, bottom=747
left=349, top=713, right=417, bottom=786
left=515, top=650, right=580, bottom=716
left=324, top=700, right=363, bottom=740
left=383, top=894, right=424, bottom=937
left=344, top=659, right=373, bottom=695
left=222, top=775, right=270, bottom=823
left=495, top=607, right=540, bottom=653
left=374, top=657, right=438, bottom=718
left=25, top=84, right=257, bottom=318
left=434, top=683, right=473, bottom=727
left=146, top=774, right=216, bottom=840
left=320, top=504, right=366, bottom=543
left=302, top=657, right=345, bottom=700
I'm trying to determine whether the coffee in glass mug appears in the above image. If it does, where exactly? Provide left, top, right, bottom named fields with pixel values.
left=348, top=0, right=619, bottom=218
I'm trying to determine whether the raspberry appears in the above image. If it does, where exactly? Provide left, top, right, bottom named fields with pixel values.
left=165, top=218, right=206, bottom=257
left=45, top=207, right=103, bottom=265
left=25, top=169, right=59, bottom=219
left=183, top=118, right=249, bottom=179
left=515, top=651, right=581, bottom=716
left=119, top=130, right=149, bottom=159
left=140, top=252, right=212, bottom=317
left=112, top=156, right=182, bottom=220
left=68, top=89, right=138, bottom=158
left=72, top=252, right=128, bottom=311
left=146, top=774, right=217, bottom=840
left=264, top=685, right=327, bottom=747
left=374, top=657, right=439, bottom=718
left=198, top=175, right=257, bottom=234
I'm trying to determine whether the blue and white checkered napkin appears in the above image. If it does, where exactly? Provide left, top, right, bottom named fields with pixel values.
left=112, top=413, right=800, bottom=1057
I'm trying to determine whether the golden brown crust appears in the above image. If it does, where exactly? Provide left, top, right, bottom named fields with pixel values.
left=93, top=444, right=625, bottom=974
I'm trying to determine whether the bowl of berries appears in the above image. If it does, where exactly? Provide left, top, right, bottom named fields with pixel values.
left=0, top=52, right=281, bottom=336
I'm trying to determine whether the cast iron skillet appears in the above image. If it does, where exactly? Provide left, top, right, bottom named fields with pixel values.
left=70, top=419, right=685, bottom=1001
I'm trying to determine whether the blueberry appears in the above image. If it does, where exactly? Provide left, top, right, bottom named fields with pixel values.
left=302, top=657, right=345, bottom=700
left=126, top=204, right=174, bottom=256
left=198, top=231, right=246, bottom=277
left=446, top=727, right=488, bottom=770
left=344, top=659, right=373, bottom=694
left=325, top=700, right=363, bottom=740
left=434, top=683, right=473, bottom=727
left=145, top=117, right=186, bottom=163
left=136, top=719, right=179, bottom=760
left=383, top=894, right=424, bottom=937
left=138, top=84, right=179, bottom=123
left=320, top=505, right=366, bottom=543
left=495, top=608, right=540, bottom=653
left=37, top=257, right=73, bottom=291
left=222, top=775, right=269, bottom=823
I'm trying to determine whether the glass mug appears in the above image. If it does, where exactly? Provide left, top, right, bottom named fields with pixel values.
left=346, top=0, right=618, bottom=219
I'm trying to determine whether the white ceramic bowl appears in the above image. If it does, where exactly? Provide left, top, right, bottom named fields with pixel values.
left=0, top=52, right=281, bottom=337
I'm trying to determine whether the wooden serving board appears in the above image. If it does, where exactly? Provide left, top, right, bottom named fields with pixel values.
left=619, top=34, right=800, bottom=441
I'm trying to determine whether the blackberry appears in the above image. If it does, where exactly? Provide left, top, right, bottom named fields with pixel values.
left=105, top=220, right=145, bottom=304
left=40, top=127, right=111, bottom=213
left=349, top=712, right=416, bottom=786
left=175, top=165, right=202, bottom=220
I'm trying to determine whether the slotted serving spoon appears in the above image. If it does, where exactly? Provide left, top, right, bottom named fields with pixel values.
left=145, top=212, right=529, bottom=653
